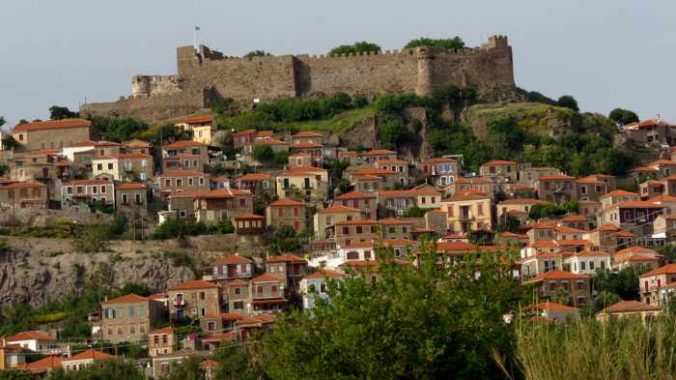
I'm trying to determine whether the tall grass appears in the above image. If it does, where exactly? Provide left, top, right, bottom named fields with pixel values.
left=516, top=317, right=676, bottom=380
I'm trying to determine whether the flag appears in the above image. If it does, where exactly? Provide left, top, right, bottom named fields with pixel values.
left=195, top=26, right=200, bottom=31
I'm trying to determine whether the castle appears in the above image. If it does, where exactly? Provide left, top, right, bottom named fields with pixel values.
left=80, top=36, right=515, bottom=121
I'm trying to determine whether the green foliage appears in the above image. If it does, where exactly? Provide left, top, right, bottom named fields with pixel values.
left=528, top=202, right=577, bottom=220
left=522, top=90, right=557, bottom=105
left=557, top=95, right=579, bottom=112
left=402, top=205, right=426, bottom=218
left=257, top=245, right=520, bottom=379
left=516, top=317, right=676, bottom=380
left=497, top=215, right=521, bottom=233
left=404, top=36, right=465, bottom=51
left=1, top=135, right=19, bottom=151
left=255, top=93, right=354, bottom=123
left=49, top=105, right=79, bottom=120
left=329, top=41, right=381, bottom=56
left=160, top=356, right=206, bottom=380
left=592, top=267, right=640, bottom=301
left=88, top=116, right=149, bottom=142
left=243, top=50, right=272, bottom=58
left=377, top=114, right=406, bottom=150
left=48, top=359, right=144, bottom=380
left=324, top=158, right=351, bottom=197
left=267, top=225, right=309, bottom=254
left=658, top=244, right=676, bottom=263
left=253, top=144, right=274, bottom=162
left=609, top=108, right=639, bottom=125
left=0, top=370, right=34, bottom=380
left=214, top=344, right=264, bottom=380
left=117, top=282, right=151, bottom=297
left=211, top=220, right=235, bottom=234
left=151, top=220, right=208, bottom=239
left=210, top=96, right=234, bottom=116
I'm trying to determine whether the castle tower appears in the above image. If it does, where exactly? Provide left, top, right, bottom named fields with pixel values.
left=415, top=47, right=433, bottom=97
left=132, top=76, right=151, bottom=98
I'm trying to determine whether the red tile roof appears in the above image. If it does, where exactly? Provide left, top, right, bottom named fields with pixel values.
left=482, top=160, right=516, bottom=166
left=251, top=273, right=284, bottom=283
left=317, top=205, right=360, bottom=214
left=303, top=269, right=344, bottom=280
left=213, top=255, right=253, bottom=265
left=175, top=114, right=214, bottom=124
left=164, top=140, right=206, bottom=149
left=498, top=198, right=548, bottom=205
left=117, top=182, right=146, bottom=190
left=64, top=349, right=114, bottom=362
left=538, top=175, right=576, bottom=181
left=336, top=191, right=375, bottom=200
left=269, top=198, right=304, bottom=207
left=640, top=264, right=676, bottom=278
left=361, top=149, right=397, bottom=156
left=267, top=253, right=306, bottom=263
left=292, top=131, right=323, bottom=138
left=599, top=300, right=661, bottom=314
left=237, top=173, right=272, bottom=181
left=156, top=170, right=208, bottom=178
left=102, top=294, right=148, bottom=305
left=13, top=119, right=91, bottom=133
left=168, top=280, right=218, bottom=291
left=6, top=331, right=56, bottom=342
left=526, top=270, right=589, bottom=282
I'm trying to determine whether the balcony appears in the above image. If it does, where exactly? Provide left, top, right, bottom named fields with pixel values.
left=172, top=298, right=185, bottom=307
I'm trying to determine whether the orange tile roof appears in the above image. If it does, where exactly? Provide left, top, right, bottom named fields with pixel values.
left=64, top=349, right=114, bottom=362
left=267, top=253, right=306, bottom=263
left=117, top=182, right=146, bottom=190
left=376, top=159, right=408, bottom=165
left=22, top=355, right=62, bottom=370
left=614, top=254, right=661, bottom=264
left=164, top=140, right=206, bottom=149
left=194, top=189, right=251, bottom=199
left=422, top=157, right=458, bottom=165
left=341, top=241, right=375, bottom=249
left=303, top=269, right=344, bottom=280
left=6, top=331, right=55, bottom=342
left=156, top=170, right=207, bottom=178
left=290, top=142, right=324, bottom=148
left=63, top=179, right=112, bottom=186
left=640, top=264, right=676, bottom=278
left=554, top=226, right=587, bottom=234
left=378, top=218, right=412, bottom=226
left=561, top=214, right=587, bottom=222
left=102, top=294, right=148, bottom=305
left=234, top=213, right=264, bottom=220
left=482, top=159, right=516, bottom=166
left=615, top=246, right=659, bottom=256
left=123, top=139, right=152, bottom=148
left=255, top=137, right=287, bottom=146
left=269, top=198, right=304, bottom=207
left=251, top=273, right=284, bottom=283
left=237, top=173, right=272, bottom=181
left=168, top=280, right=218, bottom=291
left=317, top=205, right=360, bottom=214
left=13, top=118, right=91, bottom=132
left=0, top=181, right=47, bottom=189
left=599, top=300, right=661, bottom=314
left=498, top=198, right=548, bottom=205
left=526, top=270, right=589, bottom=282
left=175, top=114, right=214, bottom=124
left=336, top=191, right=375, bottom=200
left=538, top=175, right=576, bottom=181
left=531, top=301, right=579, bottom=312
left=292, top=131, right=323, bottom=138
left=213, top=255, right=253, bottom=265
left=361, top=149, right=397, bottom=156
left=605, top=201, right=662, bottom=209
left=149, top=326, right=174, bottom=335
left=443, top=191, right=490, bottom=202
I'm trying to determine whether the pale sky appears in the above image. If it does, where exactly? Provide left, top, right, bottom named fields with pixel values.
left=1, top=0, right=675, bottom=126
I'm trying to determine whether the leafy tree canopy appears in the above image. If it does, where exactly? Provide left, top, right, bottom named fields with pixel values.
left=329, top=41, right=381, bottom=56
left=557, top=95, right=579, bottom=112
left=608, top=108, right=639, bottom=125
left=404, top=36, right=465, bottom=51
left=244, top=50, right=272, bottom=58
left=49, top=105, right=79, bottom=120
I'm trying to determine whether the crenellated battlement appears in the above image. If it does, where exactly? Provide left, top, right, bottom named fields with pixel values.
left=82, top=35, right=515, bottom=121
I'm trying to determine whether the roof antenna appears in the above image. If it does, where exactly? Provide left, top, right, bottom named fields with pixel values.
left=194, top=25, right=201, bottom=53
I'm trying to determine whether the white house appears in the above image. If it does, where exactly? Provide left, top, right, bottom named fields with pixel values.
left=563, top=250, right=611, bottom=275
left=4, top=331, right=60, bottom=354
left=299, top=270, right=344, bottom=310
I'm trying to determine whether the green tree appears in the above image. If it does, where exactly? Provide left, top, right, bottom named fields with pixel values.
left=214, top=344, right=265, bottom=380
left=253, top=144, right=274, bottom=163
left=557, top=95, right=579, bottom=112
left=497, top=215, right=521, bottom=233
left=47, top=359, right=144, bottom=380
left=49, top=105, right=79, bottom=120
left=151, top=220, right=208, bottom=239
left=257, top=244, right=520, bottom=379
left=658, top=244, right=676, bottom=263
left=329, top=41, right=381, bottom=56
left=608, top=108, right=639, bottom=126
left=160, top=356, right=205, bottom=380
left=244, top=50, right=272, bottom=58
left=267, top=225, right=307, bottom=253
left=404, top=36, right=465, bottom=51
left=0, top=370, right=34, bottom=380
left=377, top=114, right=406, bottom=149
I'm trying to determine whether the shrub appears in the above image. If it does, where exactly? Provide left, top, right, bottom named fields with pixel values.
left=151, top=220, right=207, bottom=239
left=404, top=36, right=465, bottom=51
left=329, top=41, right=381, bottom=56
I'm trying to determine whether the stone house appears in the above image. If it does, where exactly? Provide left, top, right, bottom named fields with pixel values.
left=598, top=200, right=664, bottom=228
left=148, top=327, right=176, bottom=357
left=497, top=198, right=549, bottom=223
left=334, top=191, right=377, bottom=219
left=194, top=188, right=254, bottom=224
left=525, top=270, right=591, bottom=307
left=155, top=170, right=210, bottom=198
left=254, top=137, right=289, bottom=154
left=222, top=280, right=251, bottom=314
left=250, top=273, right=287, bottom=314
left=265, top=253, right=309, bottom=294
left=536, top=175, right=576, bottom=204
left=61, top=179, right=115, bottom=206
left=167, top=280, right=221, bottom=321
left=235, top=172, right=274, bottom=194
left=440, top=192, right=493, bottom=234
left=420, top=157, right=461, bottom=187
left=12, top=119, right=91, bottom=152
left=288, top=153, right=313, bottom=168
left=122, top=139, right=152, bottom=155
left=162, top=140, right=210, bottom=171
left=331, top=219, right=380, bottom=247
left=596, top=300, right=663, bottom=324
left=265, top=198, right=307, bottom=231
left=639, top=180, right=665, bottom=199
left=0, top=181, right=48, bottom=208
left=653, top=214, right=676, bottom=242
left=314, top=204, right=362, bottom=239
left=479, top=160, right=518, bottom=185
left=517, top=166, right=561, bottom=188
left=575, top=175, right=610, bottom=201
left=346, top=167, right=400, bottom=188
left=291, top=131, right=324, bottom=145
left=359, top=149, right=397, bottom=164
left=379, top=218, right=414, bottom=240
left=234, top=213, right=265, bottom=235
left=352, top=173, right=385, bottom=193
left=289, top=143, right=324, bottom=167
left=374, top=159, right=410, bottom=186
left=100, top=294, right=164, bottom=344
left=599, top=189, right=640, bottom=209
left=445, top=177, right=496, bottom=199
left=562, top=250, right=611, bottom=275
left=210, top=255, right=255, bottom=284
left=622, top=119, right=674, bottom=145
left=115, top=182, right=148, bottom=217
left=300, top=270, right=344, bottom=310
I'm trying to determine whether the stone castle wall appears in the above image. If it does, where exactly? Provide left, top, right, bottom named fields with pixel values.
left=81, top=35, right=515, bottom=121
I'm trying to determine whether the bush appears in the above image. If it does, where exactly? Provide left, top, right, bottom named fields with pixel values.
left=255, top=93, right=354, bottom=122
left=329, top=41, right=381, bottom=56
left=557, top=95, right=579, bottom=112
left=608, top=108, right=639, bottom=126
left=151, top=220, right=208, bottom=239
left=404, top=36, right=465, bottom=51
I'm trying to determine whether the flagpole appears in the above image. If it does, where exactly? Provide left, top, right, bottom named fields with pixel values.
left=193, top=25, right=200, bottom=53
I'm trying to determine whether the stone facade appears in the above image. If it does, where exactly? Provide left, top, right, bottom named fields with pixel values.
left=81, top=36, right=515, bottom=121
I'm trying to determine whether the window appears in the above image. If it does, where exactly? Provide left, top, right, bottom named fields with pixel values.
left=165, top=179, right=171, bottom=187
left=271, top=285, right=278, bottom=293
left=128, top=306, right=135, bottom=318
left=177, top=179, right=183, bottom=187
left=320, top=283, right=326, bottom=293
left=108, top=163, right=113, bottom=170
left=122, top=194, right=128, bottom=204
left=199, top=291, right=205, bottom=300
left=589, top=261, right=595, bottom=270
left=364, top=250, right=372, bottom=259
left=388, top=227, right=395, bottom=234
left=200, top=307, right=206, bottom=317
left=478, top=204, right=484, bottom=216
left=234, top=287, right=241, bottom=295
left=101, top=186, right=106, bottom=193
left=135, top=193, right=142, bottom=204
left=581, top=185, right=587, bottom=194
left=356, top=226, right=363, bottom=234
left=130, top=325, right=136, bottom=334
left=240, top=198, right=246, bottom=207
left=580, top=261, right=586, bottom=271
left=97, top=163, right=103, bottom=170
left=208, top=322, right=215, bottom=331
left=576, top=281, right=584, bottom=290
left=199, top=177, right=205, bottom=185
left=92, top=186, right=98, bottom=194
left=447, top=206, right=454, bottom=217
left=234, top=301, right=244, bottom=310
left=257, top=286, right=264, bottom=294
left=188, top=178, right=194, bottom=186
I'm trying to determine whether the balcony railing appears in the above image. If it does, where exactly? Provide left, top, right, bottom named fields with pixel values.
left=172, top=298, right=185, bottom=307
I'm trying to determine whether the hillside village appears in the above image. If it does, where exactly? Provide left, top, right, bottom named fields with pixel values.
left=0, top=105, right=674, bottom=377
